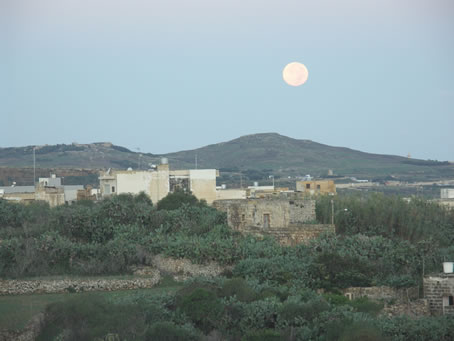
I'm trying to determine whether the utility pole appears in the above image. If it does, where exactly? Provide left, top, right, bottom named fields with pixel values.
left=33, top=147, right=36, bottom=186
left=195, top=153, right=198, bottom=169
left=331, top=199, right=334, bottom=225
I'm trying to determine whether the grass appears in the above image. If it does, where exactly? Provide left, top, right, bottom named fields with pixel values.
left=0, top=275, right=182, bottom=331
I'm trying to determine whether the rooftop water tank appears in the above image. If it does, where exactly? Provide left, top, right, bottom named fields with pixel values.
left=443, top=262, right=453, bottom=274
left=161, top=157, right=168, bottom=165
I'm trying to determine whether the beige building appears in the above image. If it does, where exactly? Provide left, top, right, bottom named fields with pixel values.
left=99, top=160, right=219, bottom=204
left=296, top=180, right=336, bottom=195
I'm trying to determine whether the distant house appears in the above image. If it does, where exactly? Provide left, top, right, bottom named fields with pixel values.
left=99, top=159, right=219, bottom=204
left=0, top=174, right=83, bottom=207
left=424, top=266, right=454, bottom=315
left=213, top=194, right=335, bottom=245
left=296, top=180, right=336, bottom=195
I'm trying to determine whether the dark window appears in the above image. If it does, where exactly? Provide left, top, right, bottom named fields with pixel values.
left=263, top=214, right=270, bottom=228
left=289, top=200, right=294, bottom=205
left=317, top=184, right=321, bottom=190
left=241, top=214, right=245, bottom=221
left=449, top=296, right=454, bottom=306
left=112, top=186, right=115, bottom=193
left=306, top=184, right=310, bottom=189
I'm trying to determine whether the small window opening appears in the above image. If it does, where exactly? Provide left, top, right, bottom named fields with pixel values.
left=306, top=184, right=311, bottom=189
left=241, top=214, right=245, bottom=221
left=317, top=184, right=321, bottom=190
left=263, top=214, right=270, bottom=228
left=111, top=186, right=116, bottom=193
left=449, top=296, right=454, bottom=306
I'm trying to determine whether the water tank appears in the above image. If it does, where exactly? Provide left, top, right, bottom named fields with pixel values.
left=161, top=157, right=168, bottom=165
left=221, top=184, right=227, bottom=189
left=254, top=181, right=258, bottom=187
left=443, top=262, right=453, bottom=274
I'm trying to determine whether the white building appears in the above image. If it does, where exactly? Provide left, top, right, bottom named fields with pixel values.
left=99, top=160, right=219, bottom=204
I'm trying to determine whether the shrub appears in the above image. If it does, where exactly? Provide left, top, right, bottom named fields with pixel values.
left=145, top=322, right=198, bottom=341
left=220, top=278, right=257, bottom=302
left=178, top=288, right=223, bottom=334
left=242, top=329, right=282, bottom=341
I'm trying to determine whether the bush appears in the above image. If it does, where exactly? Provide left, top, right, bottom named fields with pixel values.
left=145, top=322, right=199, bottom=341
left=177, top=288, right=223, bottom=334
left=220, top=278, right=257, bottom=302
left=242, top=329, right=282, bottom=341
left=157, top=190, right=200, bottom=211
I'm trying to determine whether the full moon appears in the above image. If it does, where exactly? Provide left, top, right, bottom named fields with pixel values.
left=283, top=62, right=308, bottom=86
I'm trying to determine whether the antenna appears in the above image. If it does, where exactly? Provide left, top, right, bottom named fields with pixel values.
left=136, top=147, right=142, bottom=170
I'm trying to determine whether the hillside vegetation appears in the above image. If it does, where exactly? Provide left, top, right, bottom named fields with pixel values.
left=1, top=192, right=454, bottom=340
left=1, top=134, right=453, bottom=182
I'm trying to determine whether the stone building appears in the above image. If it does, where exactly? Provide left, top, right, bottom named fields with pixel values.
left=424, top=272, right=454, bottom=315
left=213, top=194, right=335, bottom=245
left=296, top=180, right=336, bottom=195
left=99, top=159, right=219, bottom=204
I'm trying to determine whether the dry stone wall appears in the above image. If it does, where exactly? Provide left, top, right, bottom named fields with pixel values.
left=0, top=274, right=161, bottom=295
left=151, top=254, right=228, bottom=281
left=342, top=286, right=419, bottom=302
left=243, top=224, right=335, bottom=246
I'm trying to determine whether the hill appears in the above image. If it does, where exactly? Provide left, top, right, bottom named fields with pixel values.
left=164, top=133, right=453, bottom=181
left=0, top=134, right=453, bottom=185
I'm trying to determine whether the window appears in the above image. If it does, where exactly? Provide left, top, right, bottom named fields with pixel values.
left=263, top=214, right=270, bottom=228
left=111, top=186, right=116, bottom=193
left=241, top=214, right=245, bottom=221
left=306, top=183, right=311, bottom=189
left=450, top=296, right=454, bottom=306
left=317, top=184, right=321, bottom=190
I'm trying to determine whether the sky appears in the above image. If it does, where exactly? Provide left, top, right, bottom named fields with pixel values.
left=1, top=0, right=453, bottom=161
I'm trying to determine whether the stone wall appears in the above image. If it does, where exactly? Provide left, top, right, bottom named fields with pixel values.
left=151, top=254, right=228, bottom=281
left=213, top=198, right=333, bottom=245
left=0, top=273, right=161, bottom=296
left=423, top=273, right=454, bottom=315
left=243, top=225, right=335, bottom=246
left=0, top=254, right=228, bottom=296
left=341, top=286, right=419, bottom=302
left=341, top=286, right=429, bottom=317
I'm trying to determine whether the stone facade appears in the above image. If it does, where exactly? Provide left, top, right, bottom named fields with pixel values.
left=296, top=180, right=336, bottom=195
left=424, top=273, right=454, bottom=315
left=213, top=197, right=334, bottom=245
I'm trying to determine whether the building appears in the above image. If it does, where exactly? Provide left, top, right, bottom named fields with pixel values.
left=296, top=179, right=336, bottom=195
left=213, top=193, right=335, bottom=245
left=424, top=267, right=454, bottom=315
left=99, top=159, right=219, bottom=204
left=0, top=186, right=35, bottom=203
left=0, top=174, right=83, bottom=207
left=441, top=189, right=454, bottom=199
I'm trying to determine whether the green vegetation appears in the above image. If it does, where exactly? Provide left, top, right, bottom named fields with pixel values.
left=1, top=190, right=454, bottom=340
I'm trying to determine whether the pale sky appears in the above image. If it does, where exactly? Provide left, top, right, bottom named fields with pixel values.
left=1, top=0, right=453, bottom=160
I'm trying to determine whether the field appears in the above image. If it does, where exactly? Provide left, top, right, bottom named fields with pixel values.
left=0, top=278, right=182, bottom=331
